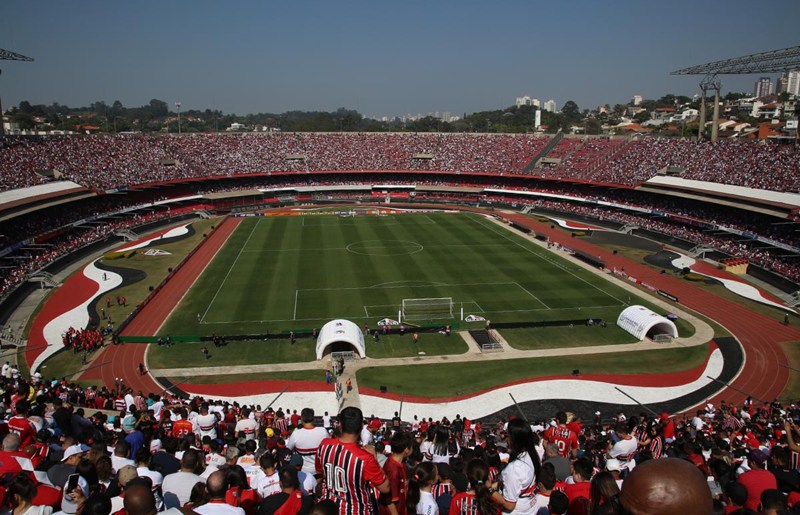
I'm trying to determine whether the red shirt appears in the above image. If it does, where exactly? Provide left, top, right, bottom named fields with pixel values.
left=449, top=492, right=497, bottom=515
left=225, top=486, right=260, bottom=515
left=380, top=457, right=407, bottom=515
left=316, top=438, right=387, bottom=515
left=544, top=425, right=579, bottom=457
left=564, top=482, right=591, bottom=515
left=739, top=468, right=777, bottom=511
left=172, top=419, right=194, bottom=438
left=7, top=416, right=36, bottom=448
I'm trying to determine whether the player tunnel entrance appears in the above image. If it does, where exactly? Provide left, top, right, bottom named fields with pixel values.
left=315, top=319, right=367, bottom=360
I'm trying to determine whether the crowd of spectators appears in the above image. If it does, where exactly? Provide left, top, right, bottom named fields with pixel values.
left=0, top=134, right=551, bottom=192
left=591, top=138, right=800, bottom=190
left=0, top=211, right=169, bottom=300
left=3, top=134, right=797, bottom=194
left=4, top=371, right=800, bottom=514
left=511, top=196, right=800, bottom=283
left=61, top=327, right=104, bottom=354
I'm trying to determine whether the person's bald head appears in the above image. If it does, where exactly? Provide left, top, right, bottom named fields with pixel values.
left=2, top=433, right=21, bottom=451
left=206, top=470, right=228, bottom=499
left=123, top=484, right=157, bottom=515
left=619, top=458, right=712, bottom=515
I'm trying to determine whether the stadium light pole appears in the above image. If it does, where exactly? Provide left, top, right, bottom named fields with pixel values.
left=175, top=101, right=182, bottom=135
left=0, top=48, right=35, bottom=136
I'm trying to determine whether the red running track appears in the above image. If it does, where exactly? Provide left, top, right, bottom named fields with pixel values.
left=81, top=217, right=241, bottom=394
left=501, top=212, right=800, bottom=409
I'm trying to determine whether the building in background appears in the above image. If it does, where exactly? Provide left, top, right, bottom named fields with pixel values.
left=787, top=70, right=800, bottom=97
left=632, top=95, right=643, bottom=106
left=515, top=96, right=540, bottom=108
left=754, top=76, right=774, bottom=98
left=543, top=99, right=557, bottom=113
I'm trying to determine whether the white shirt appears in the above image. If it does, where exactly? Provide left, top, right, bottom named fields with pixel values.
left=501, top=452, right=537, bottom=515
left=111, top=455, right=135, bottom=473
left=285, top=426, right=328, bottom=474
left=162, top=471, right=206, bottom=509
left=194, top=413, right=218, bottom=439
left=531, top=493, right=551, bottom=515
left=610, top=436, right=638, bottom=462
left=360, top=426, right=374, bottom=447
left=194, top=502, right=245, bottom=515
left=416, top=491, right=439, bottom=515
left=322, top=415, right=331, bottom=429
left=255, top=470, right=281, bottom=498
left=234, top=418, right=259, bottom=440
left=137, top=467, right=165, bottom=510
left=151, top=400, right=164, bottom=421
left=298, top=469, right=317, bottom=496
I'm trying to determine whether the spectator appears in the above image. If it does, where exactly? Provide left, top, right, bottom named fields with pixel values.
left=257, top=467, right=313, bottom=515
left=316, top=406, right=389, bottom=514
left=618, top=458, right=712, bottom=515
left=162, top=448, right=206, bottom=509
left=737, top=449, right=777, bottom=511
left=195, top=469, right=245, bottom=515
left=486, top=418, right=541, bottom=514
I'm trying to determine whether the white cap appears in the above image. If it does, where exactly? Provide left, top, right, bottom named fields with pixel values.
left=61, top=444, right=88, bottom=462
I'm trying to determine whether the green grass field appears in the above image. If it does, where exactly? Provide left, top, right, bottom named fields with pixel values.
left=158, top=212, right=645, bottom=342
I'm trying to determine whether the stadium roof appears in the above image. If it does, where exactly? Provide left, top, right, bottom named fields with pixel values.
left=671, top=45, right=800, bottom=75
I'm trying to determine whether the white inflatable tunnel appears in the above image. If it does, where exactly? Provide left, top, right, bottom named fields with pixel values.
left=316, top=319, right=367, bottom=360
left=616, top=305, right=679, bottom=341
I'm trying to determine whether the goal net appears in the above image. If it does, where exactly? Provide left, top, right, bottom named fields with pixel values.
left=402, top=297, right=454, bottom=321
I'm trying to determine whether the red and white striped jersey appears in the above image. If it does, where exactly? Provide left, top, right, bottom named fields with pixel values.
left=316, top=438, right=387, bottom=515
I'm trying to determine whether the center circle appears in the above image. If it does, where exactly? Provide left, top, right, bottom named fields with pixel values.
left=346, top=240, right=424, bottom=256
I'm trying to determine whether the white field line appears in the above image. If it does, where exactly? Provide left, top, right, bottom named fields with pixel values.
left=204, top=303, right=624, bottom=324
left=239, top=243, right=511, bottom=254
left=201, top=218, right=261, bottom=322
left=469, top=216, right=627, bottom=305
left=155, top=220, right=237, bottom=333
left=513, top=281, right=551, bottom=309
left=297, top=281, right=519, bottom=292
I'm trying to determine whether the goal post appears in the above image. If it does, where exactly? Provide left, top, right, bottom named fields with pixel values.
left=401, top=297, right=454, bottom=321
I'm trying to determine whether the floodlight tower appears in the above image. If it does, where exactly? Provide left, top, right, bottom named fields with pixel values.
left=175, top=101, right=182, bottom=135
left=672, top=45, right=800, bottom=142
left=0, top=48, right=35, bottom=136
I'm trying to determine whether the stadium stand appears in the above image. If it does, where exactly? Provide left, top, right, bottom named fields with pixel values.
left=2, top=133, right=800, bottom=301
left=0, top=375, right=789, bottom=514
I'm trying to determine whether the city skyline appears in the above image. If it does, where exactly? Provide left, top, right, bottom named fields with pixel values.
left=1, top=0, right=799, bottom=118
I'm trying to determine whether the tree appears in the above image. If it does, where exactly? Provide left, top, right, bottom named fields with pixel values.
left=561, top=100, right=581, bottom=120
left=585, top=118, right=602, bottom=135
left=633, top=111, right=651, bottom=124
left=147, top=99, right=169, bottom=118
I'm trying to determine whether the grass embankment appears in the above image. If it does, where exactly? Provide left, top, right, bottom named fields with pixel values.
left=357, top=343, right=710, bottom=398
left=38, top=219, right=219, bottom=379
left=148, top=333, right=468, bottom=369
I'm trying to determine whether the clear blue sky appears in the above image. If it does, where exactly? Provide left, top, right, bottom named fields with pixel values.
left=1, top=0, right=798, bottom=117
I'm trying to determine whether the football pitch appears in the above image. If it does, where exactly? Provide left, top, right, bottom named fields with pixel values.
left=160, top=212, right=635, bottom=336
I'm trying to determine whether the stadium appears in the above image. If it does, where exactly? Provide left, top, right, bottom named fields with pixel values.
left=1, top=32, right=800, bottom=513
left=2, top=126, right=799, bottom=420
